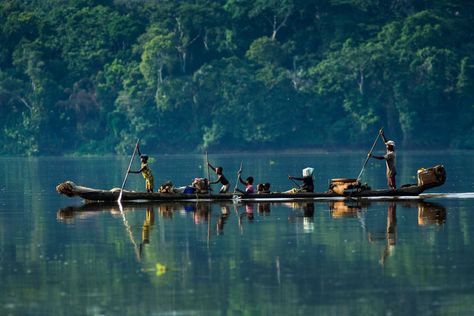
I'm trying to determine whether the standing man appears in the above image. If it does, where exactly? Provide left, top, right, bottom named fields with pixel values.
left=369, top=129, right=397, bottom=189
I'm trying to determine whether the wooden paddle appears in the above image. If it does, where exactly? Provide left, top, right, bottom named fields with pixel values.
left=356, top=130, right=381, bottom=182
left=234, top=161, right=243, bottom=193
left=289, top=177, right=301, bottom=188
left=118, top=138, right=140, bottom=202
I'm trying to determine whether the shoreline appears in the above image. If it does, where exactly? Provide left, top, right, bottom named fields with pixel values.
left=0, top=148, right=473, bottom=159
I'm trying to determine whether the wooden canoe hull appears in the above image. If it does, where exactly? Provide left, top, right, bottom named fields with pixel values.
left=56, top=180, right=444, bottom=203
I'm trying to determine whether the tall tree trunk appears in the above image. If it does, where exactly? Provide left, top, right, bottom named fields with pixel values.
left=181, top=51, right=187, bottom=74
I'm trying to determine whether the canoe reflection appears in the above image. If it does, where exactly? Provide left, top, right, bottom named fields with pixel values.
left=57, top=200, right=446, bottom=240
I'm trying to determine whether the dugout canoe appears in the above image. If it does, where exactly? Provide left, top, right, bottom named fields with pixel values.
left=56, top=165, right=445, bottom=202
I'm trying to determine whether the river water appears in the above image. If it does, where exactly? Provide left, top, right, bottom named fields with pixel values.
left=0, top=151, right=473, bottom=315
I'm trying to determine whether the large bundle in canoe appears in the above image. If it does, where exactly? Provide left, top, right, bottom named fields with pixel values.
left=56, top=165, right=446, bottom=203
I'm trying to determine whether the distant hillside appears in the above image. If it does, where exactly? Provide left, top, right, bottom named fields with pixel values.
left=1, top=0, right=473, bottom=155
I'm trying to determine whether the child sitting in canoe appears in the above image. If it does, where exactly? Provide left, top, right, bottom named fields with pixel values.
left=208, top=162, right=230, bottom=193
left=257, top=182, right=271, bottom=194
left=263, top=182, right=271, bottom=193
left=286, top=167, right=314, bottom=193
left=235, top=172, right=254, bottom=194
left=128, top=145, right=154, bottom=193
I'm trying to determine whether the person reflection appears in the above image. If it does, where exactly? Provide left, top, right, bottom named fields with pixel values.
left=418, top=202, right=446, bottom=226
left=258, top=203, right=271, bottom=215
left=244, top=203, right=254, bottom=220
left=303, top=202, right=315, bottom=218
left=380, top=202, right=397, bottom=266
left=217, top=204, right=230, bottom=235
left=303, top=203, right=315, bottom=232
left=140, top=206, right=155, bottom=257
left=142, top=206, right=155, bottom=245
left=194, top=203, right=211, bottom=224
left=287, top=202, right=315, bottom=231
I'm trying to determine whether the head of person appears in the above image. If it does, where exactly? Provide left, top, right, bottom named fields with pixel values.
left=140, top=155, right=149, bottom=163
left=386, top=141, right=395, bottom=151
left=246, top=176, right=254, bottom=185
left=257, top=183, right=264, bottom=192
left=216, top=167, right=223, bottom=175
left=264, top=183, right=271, bottom=191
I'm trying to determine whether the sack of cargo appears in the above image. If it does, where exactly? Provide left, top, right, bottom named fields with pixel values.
left=417, top=165, right=446, bottom=186
left=192, top=177, right=209, bottom=193
left=183, top=186, right=196, bottom=194
left=158, top=181, right=174, bottom=193
left=329, top=178, right=359, bottom=195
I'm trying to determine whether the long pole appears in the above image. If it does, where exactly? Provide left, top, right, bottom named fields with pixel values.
left=118, top=138, right=140, bottom=202
left=234, top=161, right=243, bottom=193
left=206, top=150, right=211, bottom=194
left=356, top=131, right=381, bottom=182
left=205, top=151, right=211, bottom=187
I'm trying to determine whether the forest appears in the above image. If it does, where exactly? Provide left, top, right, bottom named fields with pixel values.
left=0, top=0, right=473, bottom=155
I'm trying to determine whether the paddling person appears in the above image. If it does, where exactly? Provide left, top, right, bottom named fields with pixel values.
left=286, top=167, right=314, bottom=193
left=236, top=172, right=254, bottom=194
left=207, top=162, right=230, bottom=193
left=128, top=145, right=154, bottom=193
left=369, top=129, right=397, bottom=189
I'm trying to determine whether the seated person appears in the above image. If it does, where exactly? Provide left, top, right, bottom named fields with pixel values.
left=191, top=177, right=210, bottom=193
left=256, top=183, right=271, bottom=194
left=263, top=182, right=271, bottom=193
left=235, top=172, right=254, bottom=194
left=285, top=167, right=314, bottom=193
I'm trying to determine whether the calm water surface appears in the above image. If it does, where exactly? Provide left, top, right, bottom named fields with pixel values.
left=0, top=151, right=474, bottom=315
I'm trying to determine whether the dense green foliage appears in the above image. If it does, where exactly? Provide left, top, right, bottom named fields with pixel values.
left=1, top=0, right=473, bottom=155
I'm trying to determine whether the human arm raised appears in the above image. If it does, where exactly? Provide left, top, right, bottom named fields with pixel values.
left=207, top=162, right=216, bottom=172
left=238, top=172, right=246, bottom=185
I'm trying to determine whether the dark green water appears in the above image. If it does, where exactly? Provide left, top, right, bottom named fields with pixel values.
left=1, top=152, right=473, bottom=315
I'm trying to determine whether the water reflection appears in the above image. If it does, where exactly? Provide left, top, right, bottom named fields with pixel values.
left=140, top=206, right=155, bottom=256
left=378, top=202, right=397, bottom=266
left=57, top=199, right=447, bottom=262
left=285, top=202, right=315, bottom=232
left=55, top=199, right=450, bottom=288
left=329, top=200, right=364, bottom=219
left=58, top=199, right=447, bottom=232
left=58, top=200, right=446, bottom=226
left=418, top=201, right=446, bottom=226
left=216, top=204, right=230, bottom=235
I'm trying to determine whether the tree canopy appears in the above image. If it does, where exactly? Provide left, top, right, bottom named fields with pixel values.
left=1, top=0, right=473, bottom=155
